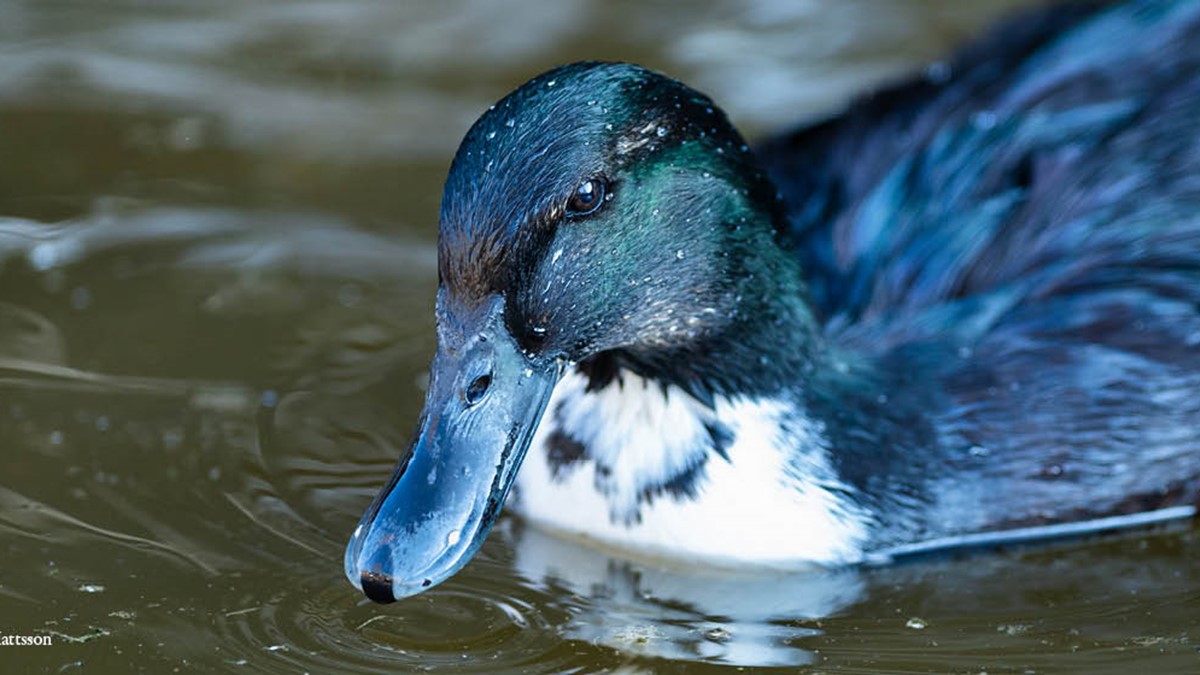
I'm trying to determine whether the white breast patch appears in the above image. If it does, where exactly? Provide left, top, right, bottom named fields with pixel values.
left=510, top=369, right=872, bottom=567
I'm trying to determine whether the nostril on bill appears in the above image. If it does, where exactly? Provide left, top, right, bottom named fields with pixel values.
left=464, top=372, right=492, bottom=406
left=360, top=570, right=397, bottom=604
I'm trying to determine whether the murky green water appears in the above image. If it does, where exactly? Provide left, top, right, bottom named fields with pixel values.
left=2, top=1, right=1198, bottom=672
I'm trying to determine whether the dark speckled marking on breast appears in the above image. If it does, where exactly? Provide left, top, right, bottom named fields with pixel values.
left=542, top=387, right=737, bottom=519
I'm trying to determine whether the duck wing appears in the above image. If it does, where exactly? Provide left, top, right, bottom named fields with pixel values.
left=758, top=0, right=1200, bottom=340
left=760, top=0, right=1200, bottom=536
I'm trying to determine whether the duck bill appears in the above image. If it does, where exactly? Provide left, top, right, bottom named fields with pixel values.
left=344, top=303, right=563, bottom=602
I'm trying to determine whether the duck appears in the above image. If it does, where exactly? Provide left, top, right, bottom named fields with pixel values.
left=345, top=0, right=1200, bottom=603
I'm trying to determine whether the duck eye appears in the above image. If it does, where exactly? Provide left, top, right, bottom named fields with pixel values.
left=566, top=178, right=607, bottom=217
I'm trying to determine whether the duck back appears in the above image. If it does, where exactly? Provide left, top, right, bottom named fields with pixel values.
left=759, top=0, right=1200, bottom=540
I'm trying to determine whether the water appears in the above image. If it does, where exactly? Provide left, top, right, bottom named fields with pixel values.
left=2, top=1, right=1198, bottom=672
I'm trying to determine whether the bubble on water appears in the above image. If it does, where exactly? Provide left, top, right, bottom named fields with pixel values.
left=49, top=430, right=64, bottom=445
left=656, top=127, right=667, bottom=137
left=78, top=583, right=106, bottom=594
left=505, top=118, right=515, bottom=128
left=28, top=243, right=61, bottom=271
left=486, top=130, right=496, bottom=140
left=168, top=116, right=205, bottom=151
left=675, top=250, right=685, bottom=260
left=906, top=617, right=928, bottom=630
left=337, top=284, right=362, bottom=308
left=70, top=286, right=91, bottom=310
left=162, top=427, right=185, bottom=450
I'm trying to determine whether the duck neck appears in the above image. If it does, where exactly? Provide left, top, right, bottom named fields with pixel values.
left=564, top=210, right=939, bottom=544
left=580, top=221, right=825, bottom=405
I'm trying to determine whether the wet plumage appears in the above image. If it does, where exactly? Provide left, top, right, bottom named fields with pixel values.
left=347, top=0, right=1200, bottom=601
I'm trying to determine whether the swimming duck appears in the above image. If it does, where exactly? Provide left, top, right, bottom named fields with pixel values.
left=346, top=0, right=1200, bottom=602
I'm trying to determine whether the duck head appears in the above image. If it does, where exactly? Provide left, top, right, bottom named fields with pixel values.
left=345, top=62, right=815, bottom=602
